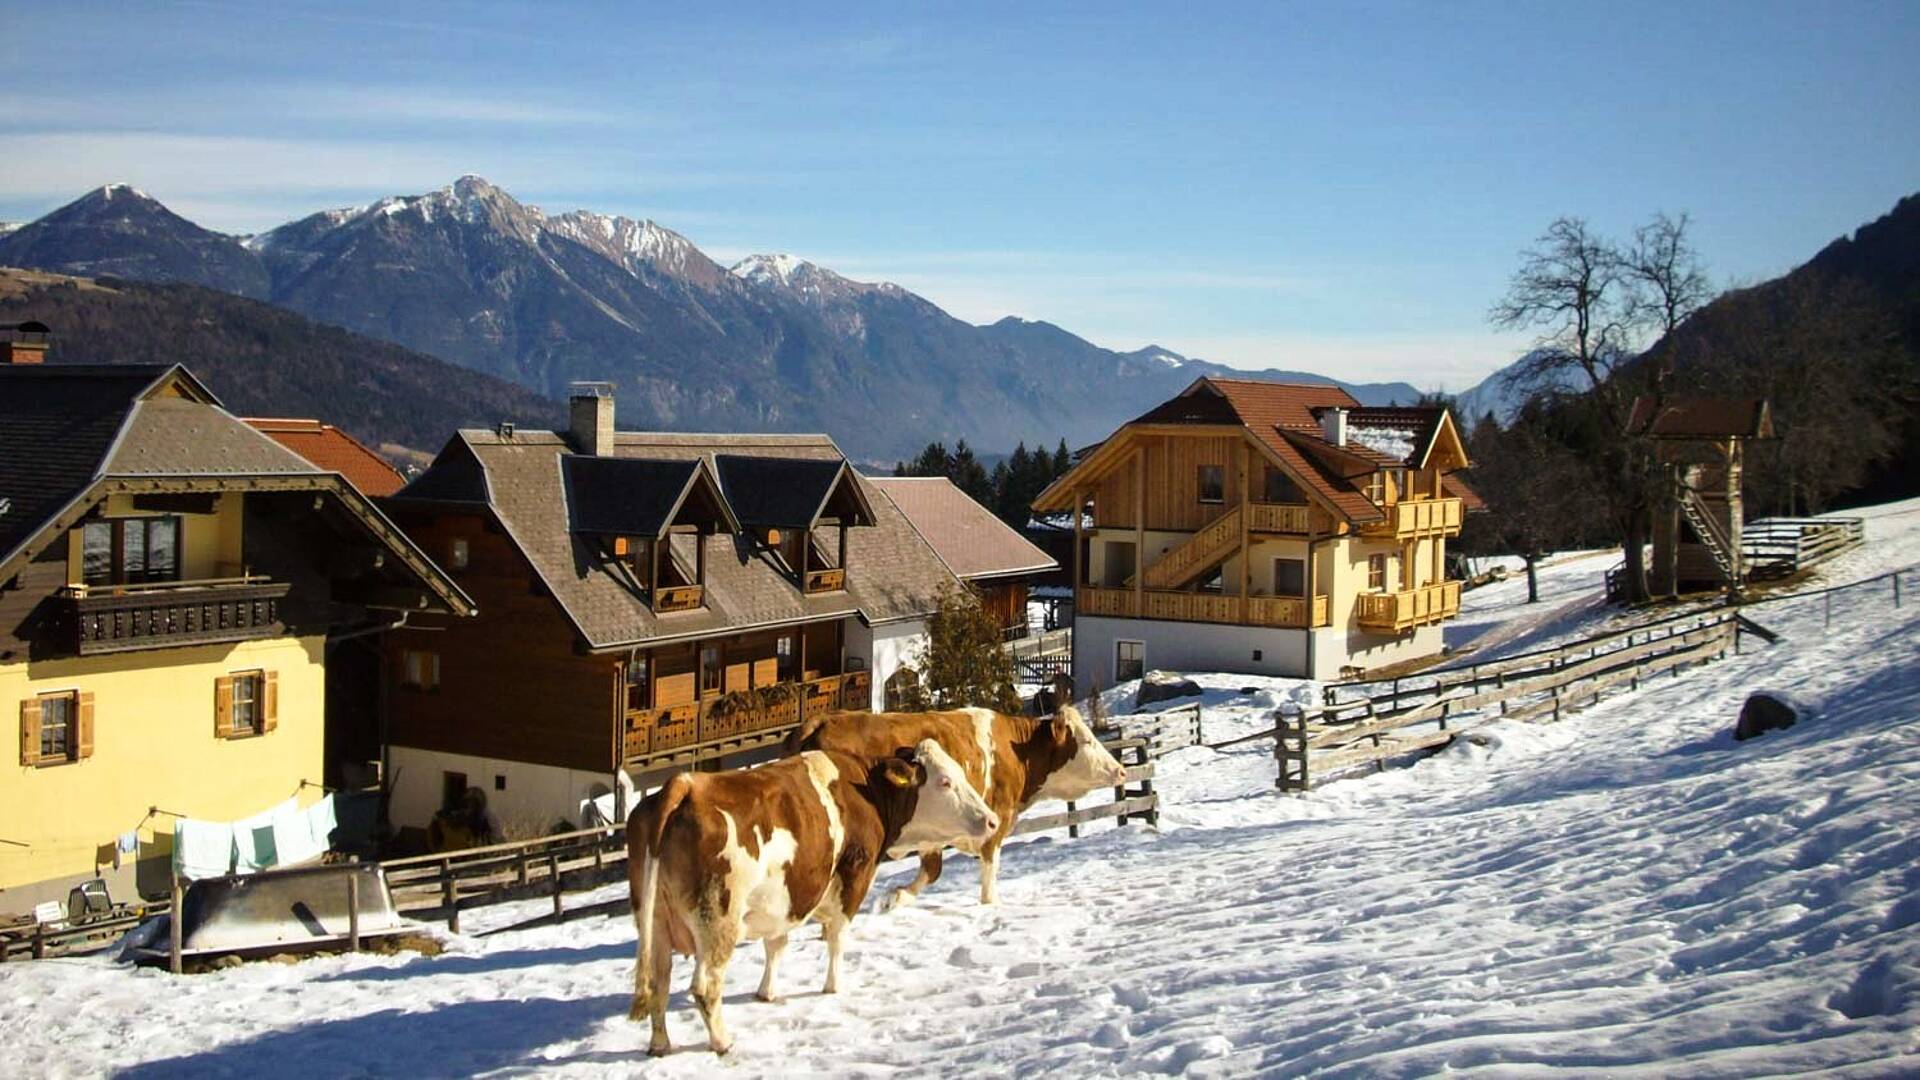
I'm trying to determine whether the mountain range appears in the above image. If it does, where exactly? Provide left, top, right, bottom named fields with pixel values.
left=0, top=179, right=1430, bottom=461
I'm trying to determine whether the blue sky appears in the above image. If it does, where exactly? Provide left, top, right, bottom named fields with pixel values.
left=2, top=1, right=1916, bottom=389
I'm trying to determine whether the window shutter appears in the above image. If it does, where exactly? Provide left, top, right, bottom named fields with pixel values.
left=19, top=697, right=41, bottom=766
left=214, top=676, right=234, bottom=739
left=262, top=672, right=279, bottom=733
left=74, top=693, right=95, bottom=760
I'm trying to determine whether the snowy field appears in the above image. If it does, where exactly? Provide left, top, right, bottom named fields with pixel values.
left=4, top=503, right=1917, bottom=1077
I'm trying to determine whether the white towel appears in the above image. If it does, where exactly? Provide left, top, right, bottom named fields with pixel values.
left=233, top=798, right=298, bottom=873
left=270, top=795, right=336, bottom=868
left=172, top=818, right=236, bottom=881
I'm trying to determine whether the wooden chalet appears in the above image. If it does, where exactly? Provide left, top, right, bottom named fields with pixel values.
left=1033, top=377, right=1480, bottom=687
left=378, top=385, right=960, bottom=836
left=0, top=355, right=472, bottom=911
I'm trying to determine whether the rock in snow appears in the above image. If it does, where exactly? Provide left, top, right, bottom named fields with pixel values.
left=1134, top=670, right=1204, bottom=708
left=1734, top=690, right=1807, bottom=741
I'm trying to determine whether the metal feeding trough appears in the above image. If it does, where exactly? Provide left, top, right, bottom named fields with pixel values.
left=130, top=861, right=411, bottom=966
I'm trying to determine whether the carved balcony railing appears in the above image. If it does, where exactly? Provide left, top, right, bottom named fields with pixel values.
left=1355, top=580, right=1462, bottom=633
left=622, top=671, right=874, bottom=764
left=56, top=577, right=292, bottom=656
left=804, top=568, right=846, bottom=594
left=1357, top=497, right=1464, bottom=541
left=1078, top=587, right=1329, bottom=629
left=653, top=584, right=704, bottom=613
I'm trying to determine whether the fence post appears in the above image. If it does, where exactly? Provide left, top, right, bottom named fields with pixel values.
left=169, top=873, right=183, bottom=975
left=1497, top=670, right=1507, bottom=715
left=347, top=870, right=361, bottom=953
left=31, top=921, right=45, bottom=961
left=1896, top=573, right=1902, bottom=609
left=442, top=858, right=459, bottom=933
left=1825, top=591, right=1832, bottom=629
left=550, top=853, right=564, bottom=924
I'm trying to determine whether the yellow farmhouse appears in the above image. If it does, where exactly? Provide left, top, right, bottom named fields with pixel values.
left=0, top=346, right=471, bottom=912
left=1033, top=376, right=1479, bottom=690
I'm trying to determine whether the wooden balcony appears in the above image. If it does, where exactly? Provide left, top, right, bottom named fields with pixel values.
left=653, top=584, right=704, bottom=613
left=804, top=567, right=846, bottom=594
left=1355, top=580, right=1462, bottom=633
left=56, top=577, right=292, bottom=656
left=1247, top=502, right=1313, bottom=534
left=1358, top=497, right=1464, bottom=541
left=622, top=671, right=872, bottom=765
left=1079, top=586, right=1329, bottom=629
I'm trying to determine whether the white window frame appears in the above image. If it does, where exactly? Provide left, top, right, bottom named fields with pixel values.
left=1115, top=639, right=1146, bottom=683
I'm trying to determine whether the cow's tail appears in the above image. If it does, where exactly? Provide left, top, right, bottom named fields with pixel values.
left=630, top=772, right=693, bottom=1021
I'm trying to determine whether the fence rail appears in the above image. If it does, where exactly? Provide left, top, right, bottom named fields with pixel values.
left=0, top=901, right=169, bottom=963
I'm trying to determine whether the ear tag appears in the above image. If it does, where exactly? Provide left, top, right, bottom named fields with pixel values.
left=885, top=765, right=914, bottom=788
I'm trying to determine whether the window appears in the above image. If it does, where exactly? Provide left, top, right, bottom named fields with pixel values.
left=449, top=538, right=470, bottom=570
left=1368, top=554, right=1387, bottom=591
left=1274, top=558, right=1306, bottom=597
left=624, top=659, right=650, bottom=711
left=20, top=691, right=90, bottom=766
left=1367, top=472, right=1387, bottom=507
left=215, top=671, right=275, bottom=738
left=1115, top=641, right=1146, bottom=683
left=81, top=517, right=181, bottom=586
left=1101, top=540, right=1136, bottom=588
left=402, top=650, right=441, bottom=690
left=1263, top=468, right=1305, bottom=504
left=776, top=635, right=796, bottom=682
left=699, top=644, right=723, bottom=696
left=1197, top=465, right=1225, bottom=504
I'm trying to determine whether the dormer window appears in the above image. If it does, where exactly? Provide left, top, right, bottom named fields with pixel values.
left=1367, top=472, right=1387, bottom=507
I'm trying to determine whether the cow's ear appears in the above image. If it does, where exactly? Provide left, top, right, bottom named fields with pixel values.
left=1051, top=716, right=1074, bottom=750
left=881, top=757, right=917, bottom=789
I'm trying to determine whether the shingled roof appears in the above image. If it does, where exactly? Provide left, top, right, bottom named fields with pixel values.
left=869, top=476, right=1058, bottom=581
left=0, top=363, right=472, bottom=614
left=395, top=430, right=960, bottom=650
left=1627, top=397, right=1775, bottom=439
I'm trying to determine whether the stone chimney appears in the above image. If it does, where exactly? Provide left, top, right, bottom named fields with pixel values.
left=3, top=321, right=50, bottom=364
left=568, top=381, right=616, bottom=456
left=1320, top=407, right=1348, bottom=447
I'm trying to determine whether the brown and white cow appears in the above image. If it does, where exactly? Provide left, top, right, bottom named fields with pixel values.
left=627, top=739, right=997, bottom=1056
left=792, top=704, right=1129, bottom=908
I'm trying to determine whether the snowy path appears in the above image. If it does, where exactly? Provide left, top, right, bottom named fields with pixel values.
left=4, top=506, right=1917, bottom=1077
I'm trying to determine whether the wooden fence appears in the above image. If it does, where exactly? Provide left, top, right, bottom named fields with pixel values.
left=1742, top=517, right=1865, bottom=578
left=380, top=731, right=1161, bottom=933
left=0, top=900, right=169, bottom=963
left=1207, top=607, right=1743, bottom=791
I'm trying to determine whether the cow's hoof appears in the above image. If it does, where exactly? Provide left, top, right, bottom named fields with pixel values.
left=755, top=990, right=783, bottom=1004
left=648, top=1038, right=671, bottom=1057
left=711, top=1037, right=735, bottom=1056
left=885, top=888, right=917, bottom=911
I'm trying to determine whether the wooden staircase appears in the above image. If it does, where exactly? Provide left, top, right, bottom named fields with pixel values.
left=1136, top=504, right=1243, bottom=590
left=1679, top=487, right=1736, bottom=582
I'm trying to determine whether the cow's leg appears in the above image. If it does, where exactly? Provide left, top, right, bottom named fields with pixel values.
left=886, top=850, right=944, bottom=910
left=645, top=905, right=674, bottom=1056
left=689, top=919, right=740, bottom=1055
left=756, top=933, right=789, bottom=1003
left=979, top=838, right=1005, bottom=905
left=819, top=910, right=851, bottom=994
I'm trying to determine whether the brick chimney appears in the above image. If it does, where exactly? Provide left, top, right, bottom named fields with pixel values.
left=2, top=321, right=50, bottom=364
left=1320, top=407, right=1348, bottom=447
left=568, top=381, right=616, bottom=456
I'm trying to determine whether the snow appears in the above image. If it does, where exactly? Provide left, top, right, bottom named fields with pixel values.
left=1346, top=424, right=1417, bottom=462
left=6, top=501, right=1917, bottom=1076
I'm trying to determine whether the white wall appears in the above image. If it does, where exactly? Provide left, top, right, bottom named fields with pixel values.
left=387, top=745, right=628, bottom=835
left=1073, top=614, right=1310, bottom=693
left=1313, top=624, right=1445, bottom=680
left=843, top=616, right=929, bottom=711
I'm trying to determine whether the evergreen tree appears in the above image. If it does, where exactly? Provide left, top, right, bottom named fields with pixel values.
left=915, top=584, right=1019, bottom=713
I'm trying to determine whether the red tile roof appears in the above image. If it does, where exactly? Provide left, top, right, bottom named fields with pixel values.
left=245, top=418, right=407, bottom=497
left=1206, top=379, right=1385, bottom=522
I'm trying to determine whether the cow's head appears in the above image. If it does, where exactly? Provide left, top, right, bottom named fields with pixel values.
left=883, top=738, right=999, bottom=847
left=1034, top=704, right=1129, bottom=802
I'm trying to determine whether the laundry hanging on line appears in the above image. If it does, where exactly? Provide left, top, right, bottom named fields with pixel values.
left=170, top=794, right=340, bottom=881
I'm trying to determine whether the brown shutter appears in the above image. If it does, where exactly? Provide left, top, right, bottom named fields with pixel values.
left=261, top=672, right=279, bottom=733
left=74, top=693, right=95, bottom=760
left=19, top=697, right=41, bottom=765
left=214, top=676, right=234, bottom=738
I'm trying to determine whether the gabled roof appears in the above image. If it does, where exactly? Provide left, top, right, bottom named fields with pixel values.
left=247, top=418, right=408, bottom=497
left=869, top=476, right=1058, bottom=581
left=563, top=456, right=736, bottom=537
left=0, top=363, right=473, bottom=617
left=394, top=430, right=960, bottom=650
left=1627, top=397, right=1774, bottom=439
left=715, top=455, right=874, bottom=531
left=1033, top=376, right=1472, bottom=526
